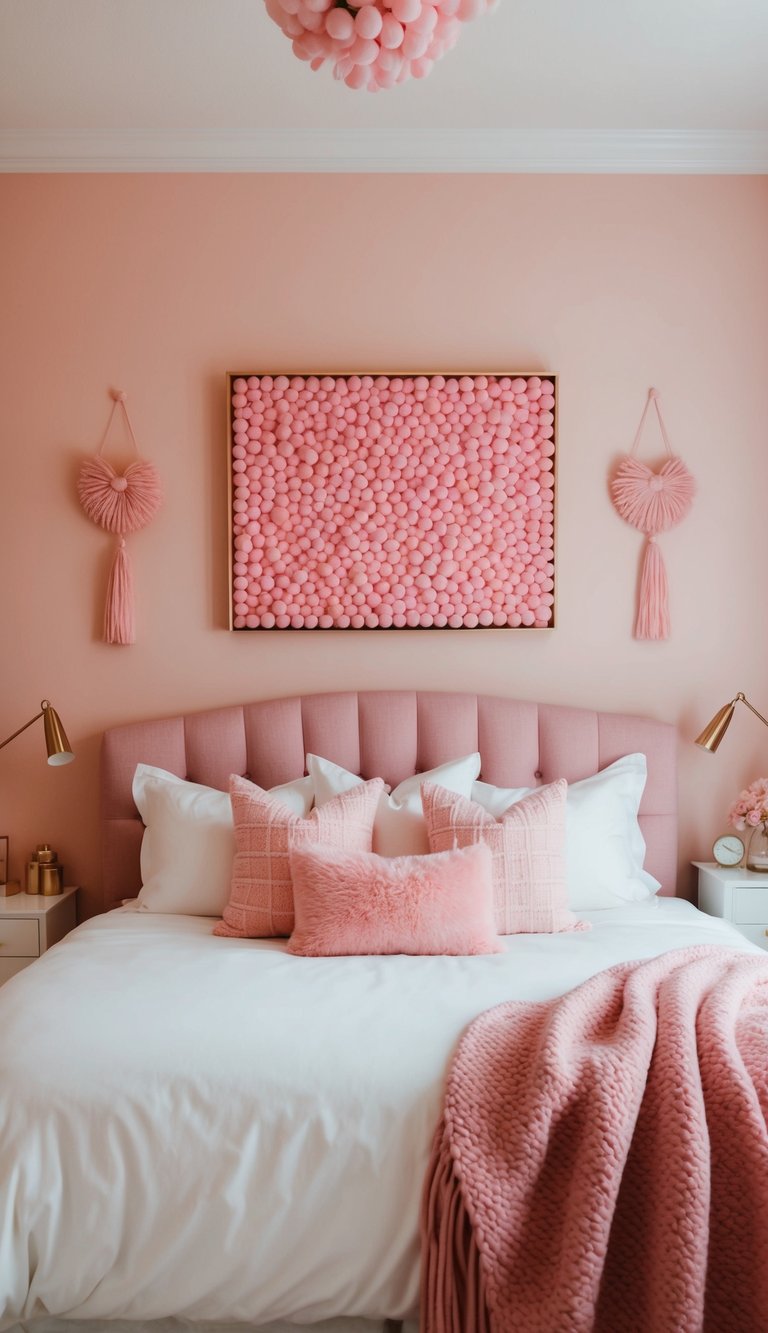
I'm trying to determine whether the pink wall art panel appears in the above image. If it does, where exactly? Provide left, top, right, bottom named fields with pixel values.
left=228, top=372, right=556, bottom=631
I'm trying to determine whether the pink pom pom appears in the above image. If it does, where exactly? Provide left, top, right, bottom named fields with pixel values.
left=391, top=0, right=422, bottom=20
left=325, top=6, right=355, bottom=38
left=402, top=29, right=429, bottom=57
left=412, top=3, right=438, bottom=30
left=345, top=63, right=370, bottom=88
left=355, top=4, right=383, bottom=36
left=292, top=36, right=312, bottom=59
left=350, top=35, right=379, bottom=62
left=380, top=24, right=405, bottom=54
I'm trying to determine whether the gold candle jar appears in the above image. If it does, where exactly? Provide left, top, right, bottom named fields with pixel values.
left=39, top=862, right=63, bottom=896
left=29, top=846, right=63, bottom=895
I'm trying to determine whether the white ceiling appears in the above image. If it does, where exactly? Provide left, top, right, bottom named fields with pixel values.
left=1, top=0, right=767, bottom=170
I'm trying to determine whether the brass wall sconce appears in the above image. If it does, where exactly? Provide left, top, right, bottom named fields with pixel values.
left=0, top=700, right=73, bottom=896
left=695, top=692, right=768, bottom=753
left=0, top=700, right=74, bottom=766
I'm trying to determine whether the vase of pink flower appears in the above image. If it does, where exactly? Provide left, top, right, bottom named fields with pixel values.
left=728, top=778, right=768, bottom=872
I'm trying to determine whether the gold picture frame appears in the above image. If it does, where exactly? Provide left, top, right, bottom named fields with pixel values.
left=227, top=371, right=557, bottom=631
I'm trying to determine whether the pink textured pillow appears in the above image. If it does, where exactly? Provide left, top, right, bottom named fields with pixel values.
left=287, top=842, right=503, bottom=957
left=422, top=779, right=589, bottom=936
left=214, top=775, right=384, bottom=939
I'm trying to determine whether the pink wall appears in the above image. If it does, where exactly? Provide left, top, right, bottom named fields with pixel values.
left=1, top=173, right=767, bottom=918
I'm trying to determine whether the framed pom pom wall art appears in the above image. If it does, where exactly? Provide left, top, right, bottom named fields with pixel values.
left=227, top=372, right=556, bottom=631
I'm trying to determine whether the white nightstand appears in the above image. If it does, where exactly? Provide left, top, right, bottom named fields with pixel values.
left=694, top=862, right=768, bottom=951
left=0, top=887, right=78, bottom=986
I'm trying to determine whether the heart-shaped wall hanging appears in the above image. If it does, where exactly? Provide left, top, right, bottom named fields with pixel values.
left=77, top=391, right=162, bottom=644
left=610, top=389, right=695, bottom=640
left=77, top=455, right=162, bottom=534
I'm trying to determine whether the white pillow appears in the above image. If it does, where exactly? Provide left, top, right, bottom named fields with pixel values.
left=132, top=763, right=314, bottom=916
left=472, top=753, right=660, bottom=909
left=307, top=752, right=481, bottom=857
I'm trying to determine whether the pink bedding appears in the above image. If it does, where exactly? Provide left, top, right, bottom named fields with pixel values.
left=421, top=946, right=768, bottom=1333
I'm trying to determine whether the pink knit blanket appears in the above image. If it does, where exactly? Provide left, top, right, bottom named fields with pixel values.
left=421, top=946, right=768, bottom=1333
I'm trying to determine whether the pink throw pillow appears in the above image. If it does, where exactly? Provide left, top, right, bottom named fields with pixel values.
left=214, top=775, right=384, bottom=939
left=287, top=842, right=503, bottom=957
left=422, top=779, right=589, bottom=936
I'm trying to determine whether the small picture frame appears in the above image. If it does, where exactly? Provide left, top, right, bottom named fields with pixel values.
left=0, top=835, right=20, bottom=896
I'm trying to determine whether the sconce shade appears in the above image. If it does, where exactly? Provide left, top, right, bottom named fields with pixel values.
left=695, top=692, right=768, bottom=754
left=695, top=702, right=736, bottom=753
left=43, top=704, right=74, bottom=766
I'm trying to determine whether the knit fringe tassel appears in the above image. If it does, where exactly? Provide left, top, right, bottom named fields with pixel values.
left=420, top=1122, right=490, bottom=1333
left=635, top=537, right=670, bottom=641
left=105, top=539, right=135, bottom=645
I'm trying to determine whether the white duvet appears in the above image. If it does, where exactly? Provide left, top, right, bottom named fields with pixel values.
left=0, top=899, right=759, bottom=1330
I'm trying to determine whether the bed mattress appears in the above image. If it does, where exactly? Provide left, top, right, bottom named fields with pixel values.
left=0, top=899, right=758, bottom=1329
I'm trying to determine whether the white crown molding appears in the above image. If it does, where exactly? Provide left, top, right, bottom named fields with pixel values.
left=2, top=128, right=768, bottom=173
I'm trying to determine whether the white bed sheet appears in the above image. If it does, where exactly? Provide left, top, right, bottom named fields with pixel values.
left=0, top=899, right=759, bottom=1330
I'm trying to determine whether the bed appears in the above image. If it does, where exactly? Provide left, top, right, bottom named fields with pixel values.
left=0, top=690, right=760, bottom=1333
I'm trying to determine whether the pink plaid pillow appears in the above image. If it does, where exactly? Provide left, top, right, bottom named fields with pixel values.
left=288, top=842, right=503, bottom=957
left=421, top=779, right=589, bottom=936
left=214, top=774, right=384, bottom=939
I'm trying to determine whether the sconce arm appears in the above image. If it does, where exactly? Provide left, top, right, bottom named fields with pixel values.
left=736, top=693, right=768, bottom=731
left=0, top=706, right=45, bottom=753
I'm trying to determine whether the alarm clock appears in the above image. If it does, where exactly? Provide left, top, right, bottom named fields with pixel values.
left=712, top=834, right=745, bottom=867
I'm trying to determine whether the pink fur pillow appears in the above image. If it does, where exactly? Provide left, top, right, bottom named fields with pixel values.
left=422, top=779, right=589, bottom=936
left=214, top=774, right=384, bottom=939
left=287, top=842, right=503, bottom=957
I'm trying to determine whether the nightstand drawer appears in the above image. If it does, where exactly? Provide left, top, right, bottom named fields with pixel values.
left=732, top=924, right=768, bottom=952
left=733, top=887, right=768, bottom=923
left=0, top=918, right=40, bottom=957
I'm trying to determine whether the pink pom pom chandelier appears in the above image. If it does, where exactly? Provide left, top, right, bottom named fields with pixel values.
left=264, top=0, right=495, bottom=90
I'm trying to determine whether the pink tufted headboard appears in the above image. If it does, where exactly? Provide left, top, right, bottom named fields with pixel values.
left=100, top=690, right=677, bottom=909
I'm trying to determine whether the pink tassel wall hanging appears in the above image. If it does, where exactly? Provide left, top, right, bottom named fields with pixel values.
left=77, top=390, right=162, bottom=644
left=610, top=388, right=695, bottom=641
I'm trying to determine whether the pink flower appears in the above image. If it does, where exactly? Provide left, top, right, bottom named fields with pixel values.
left=728, top=777, right=768, bottom=831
